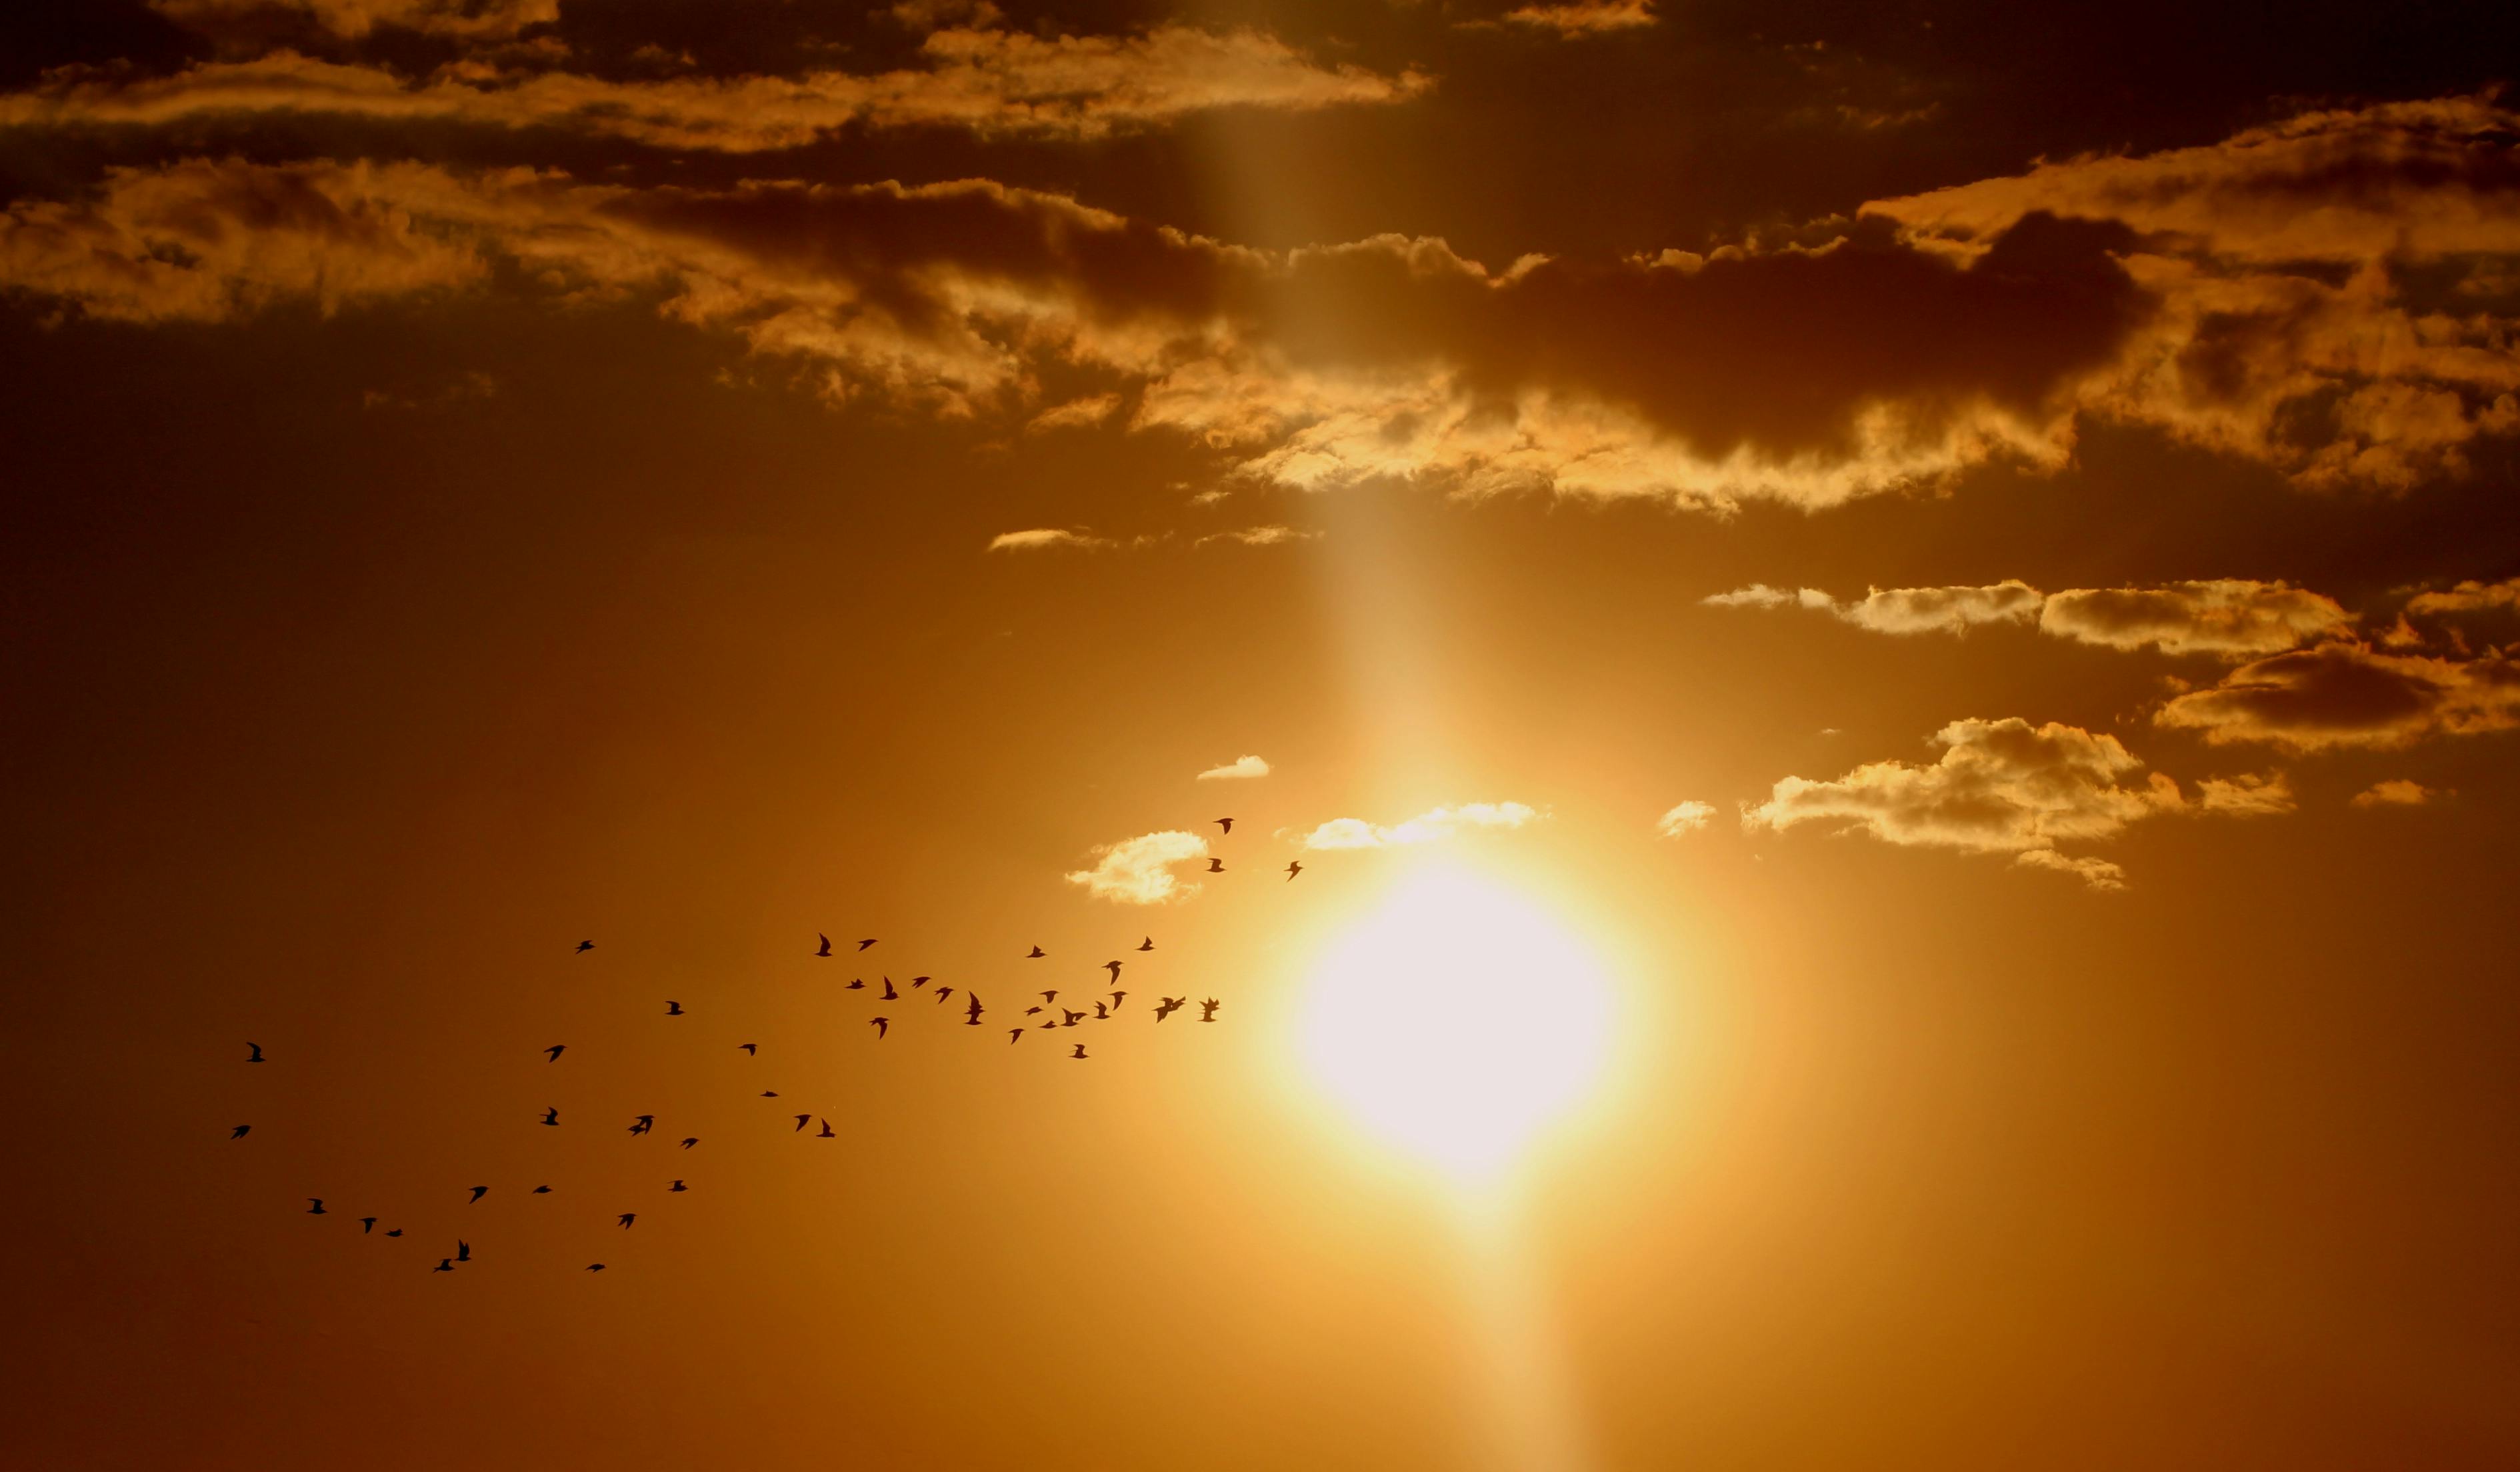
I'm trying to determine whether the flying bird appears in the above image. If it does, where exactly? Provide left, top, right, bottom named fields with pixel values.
left=794, top=1115, right=811, bottom=1132
left=385, top=1229, right=403, bottom=1237
left=1137, top=937, right=1154, bottom=951
left=1026, top=945, right=1045, bottom=959
left=469, top=1186, right=489, bottom=1204
left=870, top=1017, right=889, bottom=1039
left=1285, top=861, right=1303, bottom=881
left=816, top=934, right=832, bottom=957
left=846, top=978, right=865, bottom=990
left=1025, top=1006, right=1043, bottom=1015
left=817, top=1119, right=835, bottom=1139
left=761, top=1091, right=779, bottom=1098
left=359, top=1217, right=376, bottom=1233
left=911, top=975, right=930, bottom=989
left=1215, top=818, right=1234, bottom=834
left=307, top=1199, right=326, bottom=1215
left=669, top=1180, right=687, bottom=1193
left=857, top=939, right=877, bottom=951
left=246, top=1042, right=265, bottom=1063
left=541, top=1107, right=559, bottom=1126
left=544, top=1045, right=565, bottom=1061
left=1040, top=990, right=1059, bottom=1004
left=1205, top=858, right=1225, bottom=873
left=1070, top=1045, right=1088, bottom=1060
left=533, top=1185, right=551, bottom=1194
left=618, top=1213, right=636, bottom=1229
left=433, top=1259, right=453, bottom=1273
left=739, top=1043, right=757, bottom=1055
left=1093, top=1002, right=1109, bottom=1020
left=935, top=987, right=954, bottom=1003
left=1103, top=960, right=1123, bottom=981
left=629, top=1115, right=653, bottom=1135
left=880, top=977, right=898, bottom=1001
left=1155, top=997, right=1184, bottom=1021
left=965, top=995, right=984, bottom=1025
left=575, top=941, right=594, bottom=953
left=665, top=1000, right=684, bottom=1016
left=1200, top=999, right=1221, bottom=1021
left=457, top=1240, right=471, bottom=1263
left=230, top=1125, right=251, bottom=1139
left=1062, top=1009, right=1085, bottom=1027
left=585, top=1263, right=605, bottom=1272
left=1109, top=991, right=1127, bottom=1010
left=1008, top=1029, right=1024, bottom=1045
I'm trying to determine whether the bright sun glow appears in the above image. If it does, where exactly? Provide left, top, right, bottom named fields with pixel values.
left=1296, top=866, right=1616, bottom=1181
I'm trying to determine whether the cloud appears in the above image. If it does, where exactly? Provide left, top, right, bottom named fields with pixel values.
left=1709, top=577, right=2351, bottom=657
left=2351, top=779, right=2446, bottom=807
left=2155, top=642, right=2520, bottom=750
left=987, top=528, right=1111, bottom=552
left=2404, top=578, right=2520, bottom=617
left=1867, top=97, right=2520, bottom=493
left=1064, top=830, right=1209, bottom=904
left=1499, top=1, right=1657, bottom=37
left=1297, top=801, right=1541, bottom=851
left=2039, top=581, right=2354, bottom=657
left=1024, top=394, right=1121, bottom=433
left=1195, top=755, right=1270, bottom=781
left=1654, top=800, right=1716, bottom=837
left=1742, top=717, right=2190, bottom=888
left=151, top=0, right=557, bottom=41
left=2193, top=771, right=2297, bottom=815
left=1194, top=525, right=1316, bottom=547
left=1, top=26, right=1430, bottom=149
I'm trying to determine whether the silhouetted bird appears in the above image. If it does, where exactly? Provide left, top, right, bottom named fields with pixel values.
left=1040, top=990, right=1059, bottom=1004
left=433, top=1258, right=453, bottom=1272
left=545, top=1045, right=566, bottom=1062
left=1093, top=1002, right=1109, bottom=1020
left=680, top=1137, right=697, bottom=1149
left=870, top=1017, right=889, bottom=1039
left=247, top=1042, right=265, bottom=1063
left=618, top=1213, right=636, bottom=1229
left=794, top=1115, right=811, bottom=1132
left=1040, top=1021, right=1057, bottom=1031
left=1062, top=1009, right=1085, bottom=1027
left=586, top=1263, right=605, bottom=1272
left=857, top=939, right=877, bottom=951
left=360, top=1217, right=376, bottom=1233
left=629, top=1115, right=653, bottom=1136
left=1027, top=945, right=1045, bottom=959
left=739, top=1043, right=757, bottom=1055
left=1138, top=937, right=1155, bottom=951
left=1109, top=991, right=1127, bottom=1010
left=911, top=975, right=930, bottom=989
left=1285, top=861, right=1303, bottom=881
left=965, top=995, right=984, bottom=1025
left=533, top=1185, right=551, bottom=1194
left=457, top=1240, right=471, bottom=1263
left=761, top=1091, right=779, bottom=1098
left=231, top=1125, right=251, bottom=1139
left=1103, top=960, right=1123, bottom=981
left=541, top=1107, right=559, bottom=1126
left=1025, top=1006, right=1043, bottom=1015
left=386, top=1229, right=403, bottom=1237
left=881, top=977, right=898, bottom=1001
left=1205, top=858, right=1225, bottom=873
left=935, top=986, right=955, bottom=1003
left=1200, top=999, right=1221, bottom=1021
left=1008, top=1029, right=1024, bottom=1045
left=469, top=1186, right=489, bottom=1204
left=1215, top=818, right=1234, bottom=834
left=575, top=941, right=594, bottom=953
left=846, top=978, right=865, bottom=990
left=669, top=1180, right=687, bottom=1193
left=665, top=1000, right=684, bottom=1016
left=817, top=1119, right=835, bottom=1139
left=308, top=1199, right=326, bottom=1215
left=1071, top=1044, right=1088, bottom=1060
left=816, top=934, right=832, bottom=957
left=1155, top=997, right=1184, bottom=1021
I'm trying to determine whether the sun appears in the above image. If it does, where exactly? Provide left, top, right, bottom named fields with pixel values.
left=1293, top=865, right=1617, bottom=1182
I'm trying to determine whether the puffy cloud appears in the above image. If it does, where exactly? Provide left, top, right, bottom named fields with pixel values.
left=0, top=27, right=1429, bottom=149
left=1741, top=717, right=2187, bottom=888
left=1064, top=830, right=1209, bottom=904
left=2193, top=771, right=2296, bottom=815
left=1195, top=755, right=1270, bottom=781
left=1500, top=1, right=1657, bottom=37
left=1867, top=97, right=2520, bottom=493
left=2403, top=578, right=2520, bottom=617
left=2351, top=779, right=2445, bottom=807
left=2155, top=642, right=2520, bottom=751
left=987, top=529, right=1111, bottom=552
left=151, top=0, right=557, bottom=41
left=1297, top=801, right=1541, bottom=851
left=1703, top=580, right=2042, bottom=632
left=2039, top=580, right=2353, bottom=657
left=1654, top=800, right=1716, bottom=837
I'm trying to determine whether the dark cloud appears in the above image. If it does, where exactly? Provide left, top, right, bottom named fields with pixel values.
left=2155, top=642, right=2520, bottom=751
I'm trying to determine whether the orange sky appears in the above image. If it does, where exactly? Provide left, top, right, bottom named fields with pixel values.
left=5, top=3, right=2520, bottom=1469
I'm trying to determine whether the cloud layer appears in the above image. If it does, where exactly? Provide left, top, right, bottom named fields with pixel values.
left=1707, top=577, right=2350, bottom=655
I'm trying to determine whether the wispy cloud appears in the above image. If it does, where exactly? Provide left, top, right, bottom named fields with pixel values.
left=1707, top=578, right=2351, bottom=656
left=1296, top=801, right=1542, bottom=851
left=987, top=528, right=1113, bottom=552
left=1195, top=755, right=1270, bottom=781
left=1654, top=800, right=1716, bottom=837
left=1499, top=1, right=1657, bottom=37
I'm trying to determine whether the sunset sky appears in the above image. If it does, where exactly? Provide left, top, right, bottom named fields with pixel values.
left=7, top=2, right=2520, bottom=1468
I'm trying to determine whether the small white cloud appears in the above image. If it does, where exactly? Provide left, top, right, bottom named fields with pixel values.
left=1655, top=800, right=1717, bottom=837
left=1195, top=754, right=1271, bottom=781
left=1297, top=801, right=1542, bottom=850
left=1065, top=830, right=1209, bottom=904
left=987, top=527, right=1112, bottom=552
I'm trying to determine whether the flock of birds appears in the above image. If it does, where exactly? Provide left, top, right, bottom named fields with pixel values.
left=233, top=816, right=1297, bottom=1275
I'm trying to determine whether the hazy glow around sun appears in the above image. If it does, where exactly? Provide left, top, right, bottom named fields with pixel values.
left=1295, top=865, right=1616, bottom=1181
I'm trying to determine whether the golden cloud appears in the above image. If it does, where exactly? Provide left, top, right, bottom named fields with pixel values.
left=2154, top=641, right=2520, bottom=750
left=1064, top=830, right=1210, bottom=904
left=1296, top=801, right=1542, bottom=851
